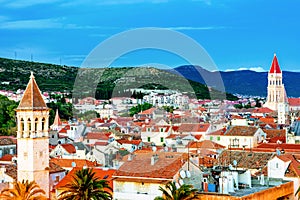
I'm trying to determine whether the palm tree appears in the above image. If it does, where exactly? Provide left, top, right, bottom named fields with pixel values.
left=155, top=181, right=198, bottom=200
left=58, top=168, right=113, bottom=200
left=296, top=186, right=300, bottom=199
left=0, top=180, right=47, bottom=200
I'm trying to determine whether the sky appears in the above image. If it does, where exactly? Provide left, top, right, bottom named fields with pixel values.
left=0, top=0, right=300, bottom=72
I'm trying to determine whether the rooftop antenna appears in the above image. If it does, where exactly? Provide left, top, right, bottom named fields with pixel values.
left=14, top=51, right=17, bottom=60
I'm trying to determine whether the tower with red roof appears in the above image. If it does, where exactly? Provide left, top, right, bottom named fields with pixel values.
left=264, top=54, right=288, bottom=112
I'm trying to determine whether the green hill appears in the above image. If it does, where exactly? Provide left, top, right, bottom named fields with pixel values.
left=0, top=57, right=237, bottom=100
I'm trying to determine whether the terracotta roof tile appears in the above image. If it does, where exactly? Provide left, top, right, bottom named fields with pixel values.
left=85, top=132, right=110, bottom=140
left=55, top=167, right=115, bottom=191
left=0, top=154, right=14, bottom=161
left=113, top=152, right=187, bottom=179
left=288, top=98, right=300, bottom=107
left=225, top=126, right=259, bottom=136
left=188, top=140, right=225, bottom=149
left=216, top=150, right=274, bottom=169
left=177, top=123, right=210, bottom=133
left=50, top=158, right=100, bottom=168
left=60, top=144, right=76, bottom=154
left=16, top=73, right=48, bottom=110
left=49, top=162, right=66, bottom=174
left=253, top=107, right=273, bottom=113
left=116, top=139, right=142, bottom=145
left=263, top=129, right=286, bottom=143
left=0, top=137, right=16, bottom=145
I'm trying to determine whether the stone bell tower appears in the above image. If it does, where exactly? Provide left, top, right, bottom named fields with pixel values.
left=16, top=72, right=50, bottom=197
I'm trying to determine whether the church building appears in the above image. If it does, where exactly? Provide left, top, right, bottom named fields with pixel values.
left=264, top=54, right=288, bottom=111
left=15, top=72, right=50, bottom=198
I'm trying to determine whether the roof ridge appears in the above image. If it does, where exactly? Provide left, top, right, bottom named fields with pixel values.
left=17, top=72, right=48, bottom=110
left=269, top=53, right=282, bottom=74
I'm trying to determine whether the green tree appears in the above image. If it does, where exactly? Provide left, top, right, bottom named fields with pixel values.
left=0, top=180, right=47, bottom=200
left=155, top=181, right=198, bottom=200
left=0, top=95, right=18, bottom=136
left=58, top=168, right=113, bottom=200
left=129, top=103, right=153, bottom=116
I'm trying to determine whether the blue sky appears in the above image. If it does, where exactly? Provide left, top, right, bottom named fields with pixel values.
left=0, top=0, right=300, bottom=72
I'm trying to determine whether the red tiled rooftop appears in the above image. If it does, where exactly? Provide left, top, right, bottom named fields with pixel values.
left=253, top=107, right=273, bottom=113
left=140, top=107, right=156, bottom=115
left=288, top=98, right=300, bottom=107
left=85, top=132, right=110, bottom=140
left=116, top=139, right=142, bottom=145
left=60, top=144, right=76, bottom=154
left=188, top=140, right=225, bottom=149
left=257, top=143, right=300, bottom=150
left=0, top=154, right=14, bottom=161
left=207, top=128, right=226, bottom=136
left=94, top=141, right=109, bottom=146
left=225, top=126, right=259, bottom=136
left=113, top=152, right=187, bottom=179
left=55, top=167, right=115, bottom=190
left=259, top=116, right=275, bottom=124
left=177, top=123, right=210, bottom=133
left=50, top=158, right=100, bottom=168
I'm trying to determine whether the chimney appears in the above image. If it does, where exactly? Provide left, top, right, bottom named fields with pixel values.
left=151, top=154, right=159, bottom=165
left=128, top=153, right=134, bottom=161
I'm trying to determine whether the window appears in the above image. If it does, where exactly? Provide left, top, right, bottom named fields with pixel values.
left=87, top=139, right=90, bottom=143
left=24, top=152, right=28, bottom=160
left=160, top=128, right=164, bottom=132
left=40, top=151, right=43, bottom=157
left=217, top=136, right=220, bottom=141
left=160, top=137, right=164, bottom=143
left=276, top=163, right=279, bottom=169
left=52, top=135, right=55, bottom=138
left=55, top=176, right=60, bottom=183
left=147, top=137, right=151, bottom=142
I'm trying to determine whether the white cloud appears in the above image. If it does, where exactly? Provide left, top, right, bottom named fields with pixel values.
left=248, top=67, right=266, bottom=72
left=60, top=0, right=168, bottom=7
left=0, top=18, right=63, bottom=29
left=167, top=26, right=226, bottom=30
left=4, top=0, right=61, bottom=8
left=225, top=67, right=266, bottom=72
left=0, top=17, right=121, bottom=30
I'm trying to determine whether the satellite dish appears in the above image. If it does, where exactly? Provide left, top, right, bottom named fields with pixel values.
left=186, top=170, right=191, bottom=178
left=180, top=170, right=186, bottom=179
left=71, top=161, right=76, bottom=167
left=260, top=174, right=265, bottom=185
left=233, top=160, right=237, bottom=166
left=164, top=146, right=168, bottom=152
left=179, top=179, right=184, bottom=186
left=152, top=146, right=157, bottom=152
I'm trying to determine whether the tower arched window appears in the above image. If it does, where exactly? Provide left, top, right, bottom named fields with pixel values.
left=28, top=118, right=31, bottom=132
left=20, top=118, right=24, bottom=132
left=35, top=118, right=38, bottom=132
left=42, top=118, right=45, bottom=131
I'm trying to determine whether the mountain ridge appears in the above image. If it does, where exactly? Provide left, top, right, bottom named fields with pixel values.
left=169, top=65, right=300, bottom=97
